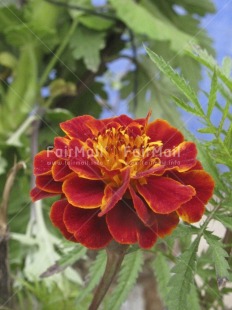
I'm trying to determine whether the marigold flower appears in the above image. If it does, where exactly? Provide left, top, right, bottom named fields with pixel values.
left=30, top=113, right=214, bottom=249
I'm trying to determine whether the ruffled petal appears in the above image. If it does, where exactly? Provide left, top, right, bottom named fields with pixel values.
left=68, top=138, right=103, bottom=180
left=54, top=137, right=70, bottom=159
left=34, top=150, right=58, bottom=175
left=159, top=141, right=197, bottom=172
left=60, top=115, right=95, bottom=141
left=153, top=213, right=179, bottom=237
left=129, top=186, right=154, bottom=226
left=62, top=175, right=104, bottom=208
left=52, top=159, right=72, bottom=181
left=30, top=187, right=59, bottom=202
left=99, top=168, right=130, bottom=216
left=103, top=114, right=134, bottom=127
left=64, top=204, right=112, bottom=249
left=36, top=175, right=63, bottom=193
left=146, top=119, right=184, bottom=149
left=50, top=199, right=75, bottom=241
left=137, top=176, right=195, bottom=214
left=106, top=200, right=157, bottom=249
left=169, top=170, right=214, bottom=223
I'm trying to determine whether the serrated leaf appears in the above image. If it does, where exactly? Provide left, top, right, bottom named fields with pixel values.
left=224, top=123, right=232, bottom=149
left=188, top=284, right=201, bottom=310
left=70, top=27, right=105, bottom=72
left=207, top=70, right=218, bottom=117
left=172, top=96, right=202, bottom=116
left=76, top=250, right=107, bottom=303
left=152, top=251, right=170, bottom=303
left=218, top=100, right=230, bottom=136
left=146, top=47, right=204, bottom=116
left=222, top=57, right=232, bottom=78
left=198, top=127, right=216, bottom=134
left=167, top=238, right=200, bottom=310
left=109, top=0, right=195, bottom=51
left=105, top=250, right=143, bottom=310
left=204, top=232, right=230, bottom=279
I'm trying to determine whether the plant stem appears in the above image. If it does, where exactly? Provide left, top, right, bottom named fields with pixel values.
left=88, top=242, right=129, bottom=310
left=39, top=18, right=78, bottom=88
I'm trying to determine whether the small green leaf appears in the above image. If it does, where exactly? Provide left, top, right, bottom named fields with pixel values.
left=106, top=250, right=143, bottom=310
left=207, top=70, right=218, bottom=117
left=172, top=96, right=201, bottom=116
left=204, top=232, right=230, bottom=279
left=146, top=47, right=204, bottom=116
left=214, top=214, right=232, bottom=230
left=222, top=57, right=232, bottom=78
left=70, top=27, right=105, bottom=72
left=152, top=251, right=170, bottom=303
left=110, top=0, right=195, bottom=51
left=167, top=238, right=200, bottom=310
left=198, top=127, right=217, bottom=134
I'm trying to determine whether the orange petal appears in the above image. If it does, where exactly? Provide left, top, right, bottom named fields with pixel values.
left=68, top=138, right=103, bottom=180
left=34, top=150, right=57, bottom=176
left=159, top=141, right=197, bottom=172
left=36, top=175, right=63, bottom=193
left=52, top=159, right=72, bottom=181
left=62, top=175, right=104, bottom=208
left=64, top=204, right=112, bottom=249
left=137, top=176, right=195, bottom=214
left=60, top=115, right=95, bottom=140
left=30, top=187, right=59, bottom=202
left=99, top=168, right=130, bottom=216
left=146, top=119, right=184, bottom=149
left=169, top=169, right=214, bottom=223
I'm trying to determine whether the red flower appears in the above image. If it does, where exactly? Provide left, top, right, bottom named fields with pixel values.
left=30, top=114, right=214, bottom=249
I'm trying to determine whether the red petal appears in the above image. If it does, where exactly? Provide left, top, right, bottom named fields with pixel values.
left=146, top=119, right=184, bottom=149
left=106, top=200, right=157, bottom=249
left=68, top=138, right=103, bottom=180
left=159, top=141, right=197, bottom=172
left=30, top=187, right=59, bottom=202
left=129, top=185, right=154, bottom=226
left=154, top=213, right=179, bottom=237
left=126, top=122, right=142, bottom=138
left=34, top=150, right=57, bottom=175
left=60, top=115, right=95, bottom=141
left=52, top=159, right=72, bottom=181
left=169, top=170, right=214, bottom=222
left=62, top=175, right=104, bottom=208
left=103, top=114, right=134, bottom=127
left=189, top=160, right=203, bottom=171
left=137, top=176, right=195, bottom=214
left=99, top=168, right=130, bottom=216
left=36, top=175, right=63, bottom=193
left=54, top=137, right=70, bottom=159
left=64, top=204, right=112, bottom=249
left=50, top=199, right=75, bottom=241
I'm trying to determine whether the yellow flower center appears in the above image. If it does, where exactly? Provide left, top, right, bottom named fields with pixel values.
left=91, top=126, right=163, bottom=177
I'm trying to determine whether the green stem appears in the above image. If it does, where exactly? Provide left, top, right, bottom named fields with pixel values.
left=39, top=18, right=79, bottom=88
left=88, top=242, right=129, bottom=310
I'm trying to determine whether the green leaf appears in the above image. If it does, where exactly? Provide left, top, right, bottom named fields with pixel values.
left=167, top=238, right=200, bottom=310
left=204, top=232, right=230, bottom=279
left=105, top=250, right=143, bottom=310
left=172, top=96, right=202, bottom=116
left=207, top=70, right=218, bottom=117
left=70, top=27, right=105, bottom=72
left=146, top=47, right=204, bottom=116
left=224, top=123, right=232, bottom=149
left=188, top=284, right=201, bottom=310
left=109, top=0, right=195, bottom=51
left=79, top=15, right=114, bottom=31
left=222, top=57, right=232, bottom=78
left=218, top=100, right=230, bottom=136
left=152, top=251, right=170, bottom=303
left=76, top=250, right=107, bottom=303
left=198, top=127, right=217, bottom=134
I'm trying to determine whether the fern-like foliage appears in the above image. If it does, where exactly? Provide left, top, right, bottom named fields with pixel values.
left=104, top=250, right=143, bottom=310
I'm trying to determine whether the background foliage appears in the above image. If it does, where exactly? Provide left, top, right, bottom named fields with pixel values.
left=0, top=0, right=231, bottom=309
